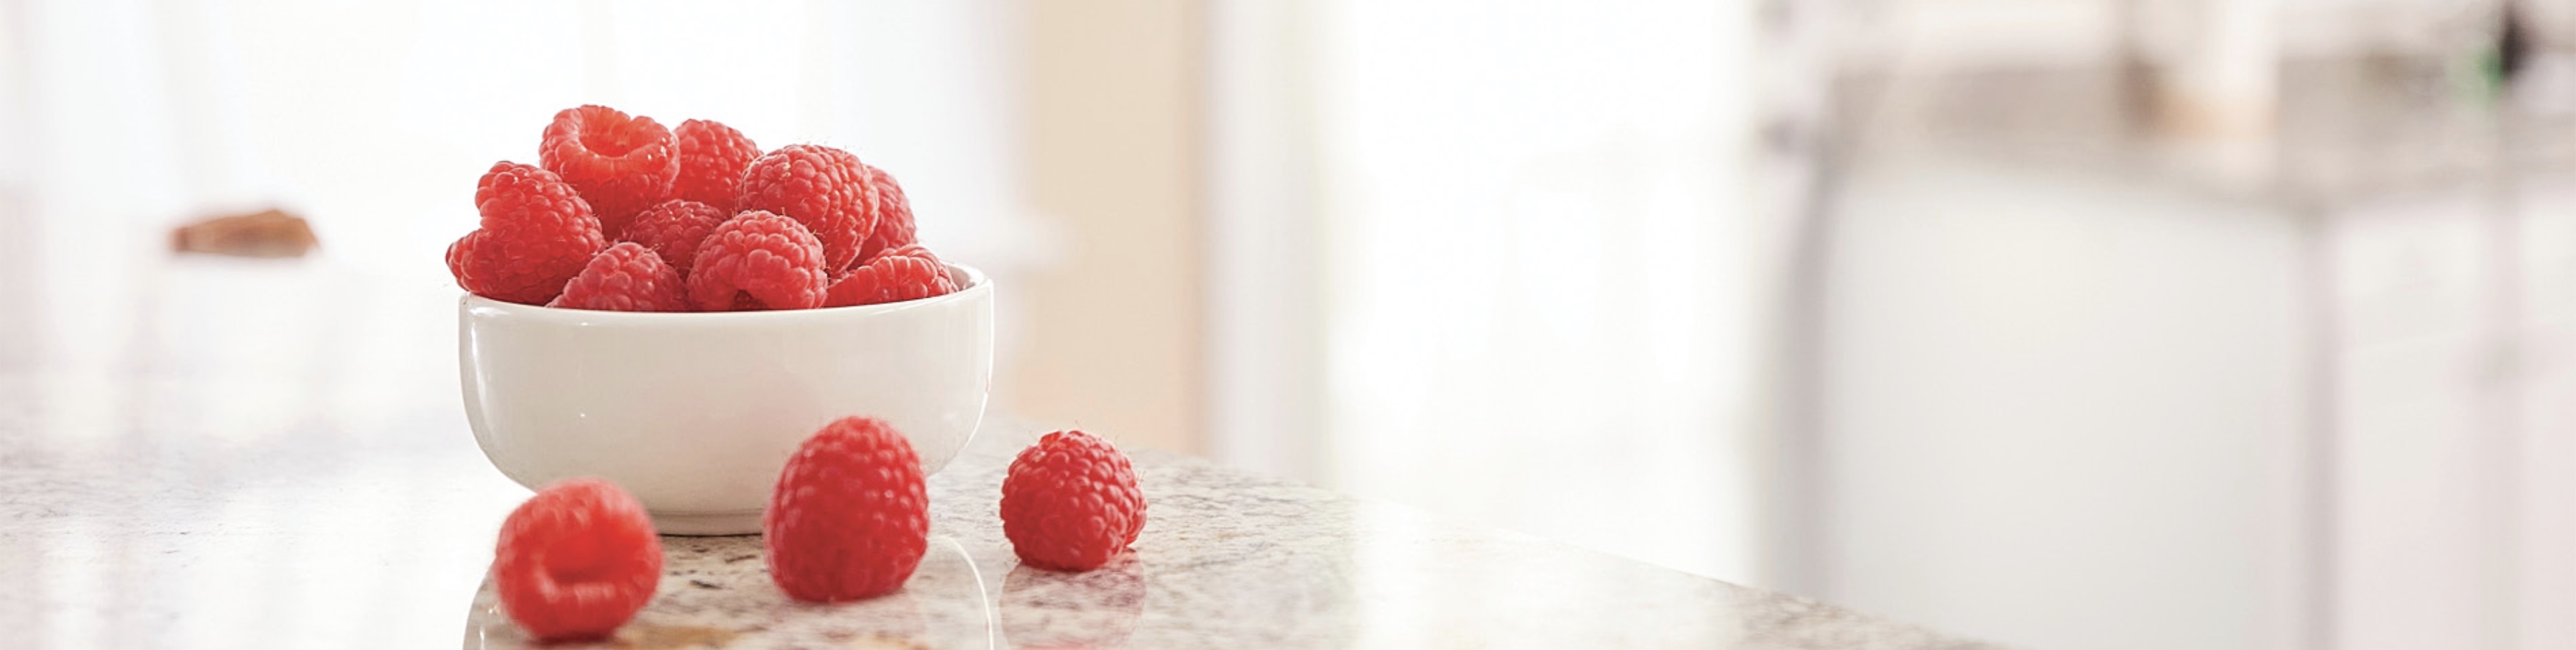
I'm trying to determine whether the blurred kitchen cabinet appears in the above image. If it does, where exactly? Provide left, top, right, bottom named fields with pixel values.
left=2329, top=176, right=2576, bottom=650
left=1808, top=156, right=2309, bottom=650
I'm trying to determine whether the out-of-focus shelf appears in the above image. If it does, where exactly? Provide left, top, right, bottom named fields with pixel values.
left=2277, top=55, right=2576, bottom=204
left=1826, top=54, right=2576, bottom=206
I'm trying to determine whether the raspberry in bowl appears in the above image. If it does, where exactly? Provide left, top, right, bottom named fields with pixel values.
left=453, top=106, right=987, bottom=535
left=457, top=262, right=992, bottom=534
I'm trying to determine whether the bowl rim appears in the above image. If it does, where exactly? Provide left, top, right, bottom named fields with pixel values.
left=460, top=262, right=990, bottom=324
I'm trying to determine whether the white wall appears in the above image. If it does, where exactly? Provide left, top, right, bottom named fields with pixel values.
left=1207, top=0, right=1769, bottom=582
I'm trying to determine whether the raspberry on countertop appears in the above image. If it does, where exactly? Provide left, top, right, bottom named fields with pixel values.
left=765, top=416, right=932, bottom=603
left=1000, top=430, right=1147, bottom=572
left=492, top=477, right=663, bottom=642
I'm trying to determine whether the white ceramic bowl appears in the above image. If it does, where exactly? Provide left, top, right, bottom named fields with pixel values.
left=459, top=264, right=993, bottom=535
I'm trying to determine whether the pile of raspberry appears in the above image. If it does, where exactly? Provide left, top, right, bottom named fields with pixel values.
left=446, top=105, right=958, bottom=311
left=491, top=421, right=1146, bottom=642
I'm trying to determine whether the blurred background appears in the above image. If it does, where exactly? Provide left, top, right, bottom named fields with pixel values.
left=6, top=0, right=2576, bottom=649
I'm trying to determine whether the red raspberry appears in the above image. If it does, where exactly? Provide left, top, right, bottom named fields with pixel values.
left=854, top=164, right=917, bottom=264
left=865, top=243, right=939, bottom=266
left=735, top=145, right=875, bottom=273
left=540, top=105, right=677, bottom=238
left=1000, top=430, right=1146, bottom=572
left=548, top=242, right=689, bottom=312
left=765, top=416, right=930, bottom=603
left=447, top=162, right=607, bottom=305
left=620, top=199, right=728, bottom=275
left=670, top=119, right=758, bottom=211
left=686, top=211, right=830, bottom=311
left=493, top=477, right=664, bottom=642
left=824, top=246, right=955, bottom=308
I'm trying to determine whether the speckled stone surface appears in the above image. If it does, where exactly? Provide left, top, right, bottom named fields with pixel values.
left=461, top=425, right=1997, bottom=649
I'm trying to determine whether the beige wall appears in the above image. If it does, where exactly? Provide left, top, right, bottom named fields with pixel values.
left=1007, top=0, right=1206, bottom=453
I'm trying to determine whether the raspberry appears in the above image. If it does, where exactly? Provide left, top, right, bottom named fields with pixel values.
left=1000, top=430, right=1146, bottom=572
left=493, top=477, right=664, bottom=642
left=686, top=211, right=830, bottom=311
left=735, top=145, right=875, bottom=273
left=854, top=164, right=917, bottom=263
left=824, top=246, right=955, bottom=308
left=670, top=119, right=758, bottom=211
left=765, top=416, right=930, bottom=603
left=548, top=242, right=689, bottom=312
left=621, top=199, right=729, bottom=275
left=447, top=162, right=607, bottom=305
left=865, top=243, right=939, bottom=266
left=541, top=105, right=677, bottom=237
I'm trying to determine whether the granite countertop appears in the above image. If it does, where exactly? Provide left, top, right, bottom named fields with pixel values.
left=0, top=259, right=1994, bottom=649
left=454, top=424, right=1992, bottom=649
left=3, top=398, right=1995, bottom=650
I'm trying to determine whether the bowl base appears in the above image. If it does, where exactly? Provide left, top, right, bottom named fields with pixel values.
left=651, top=510, right=763, bottom=536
